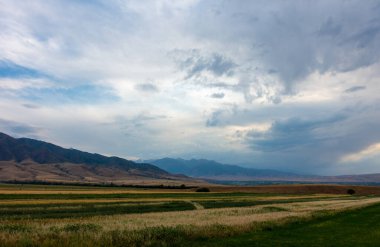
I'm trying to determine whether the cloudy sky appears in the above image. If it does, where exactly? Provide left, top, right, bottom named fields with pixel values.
left=1, top=0, right=380, bottom=175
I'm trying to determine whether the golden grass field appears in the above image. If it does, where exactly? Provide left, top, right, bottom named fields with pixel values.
left=1, top=183, right=380, bottom=246
left=11, top=197, right=378, bottom=230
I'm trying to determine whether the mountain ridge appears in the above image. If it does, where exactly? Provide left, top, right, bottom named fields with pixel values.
left=148, top=157, right=380, bottom=183
left=0, top=132, right=200, bottom=185
left=147, top=157, right=300, bottom=178
left=146, top=157, right=305, bottom=180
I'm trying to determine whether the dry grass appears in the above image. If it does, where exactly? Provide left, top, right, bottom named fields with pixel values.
left=2, top=197, right=379, bottom=232
left=84, top=197, right=380, bottom=230
left=0, top=191, right=379, bottom=247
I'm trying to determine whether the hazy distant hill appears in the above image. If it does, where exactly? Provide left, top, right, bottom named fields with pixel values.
left=147, top=158, right=303, bottom=180
left=148, top=158, right=380, bottom=184
left=0, top=132, right=198, bottom=185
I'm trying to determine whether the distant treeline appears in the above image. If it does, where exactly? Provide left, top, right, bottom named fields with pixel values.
left=0, top=180, right=197, bottom=189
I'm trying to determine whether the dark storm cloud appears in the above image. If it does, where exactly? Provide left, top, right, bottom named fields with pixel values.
left=343, top=25, right=380, bottom=49
left=186, top=1, right=380, bottom=93
left=317, top=17, right=342, bottom=37
left=246, top=115, right=347, bottom=152
left=344, top=86, right=366, bottom=93
left=200, top=96, right=380, bottom=173
left=241, top=105, right=380, bottom=173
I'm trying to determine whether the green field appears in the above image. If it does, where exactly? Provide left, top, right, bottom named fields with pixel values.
left=0, top=184, right=379, bottom=246
left=0, top=201, right=195, bottom=219
left=0, top=192, right=301, bottom=200
left=193, top=203, right=380, bottom=247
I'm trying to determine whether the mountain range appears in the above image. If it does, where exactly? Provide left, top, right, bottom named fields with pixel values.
left=148, top=158, right=380, bottom=184
left=0, top=132, right=198, bottom=185
left=2, top=132, right=380, bottom=185
left=147, top=158, right=301, bottom=179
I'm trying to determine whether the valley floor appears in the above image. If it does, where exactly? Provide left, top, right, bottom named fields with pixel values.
left=0, top=184, right=379, bottom=246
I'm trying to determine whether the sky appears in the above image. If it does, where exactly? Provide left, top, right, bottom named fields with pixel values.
left=1, top=0, right=380, bottom=175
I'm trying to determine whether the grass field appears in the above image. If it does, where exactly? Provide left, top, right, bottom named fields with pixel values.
left=0, top=183, right=379, bottom=246
left=194, top=202, right=380, bottom=246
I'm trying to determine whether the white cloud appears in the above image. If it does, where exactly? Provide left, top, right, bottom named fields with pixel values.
left=340, top=143, right=380, bottom=163
left=0, top=78, right=52, bottom=90
left=1, top=0, right=380, bottom=174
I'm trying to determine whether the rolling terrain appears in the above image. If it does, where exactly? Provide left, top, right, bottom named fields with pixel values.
left=0, top=133, right=200, bottom=185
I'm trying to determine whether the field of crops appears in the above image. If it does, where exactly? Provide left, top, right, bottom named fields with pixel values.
left=0, top=183, right=380, bottom=246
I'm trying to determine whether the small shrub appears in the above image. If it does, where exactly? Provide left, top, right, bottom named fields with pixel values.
left=196, top=187, right=210, bottom=192
left=347, top=189, right=356, bottom=195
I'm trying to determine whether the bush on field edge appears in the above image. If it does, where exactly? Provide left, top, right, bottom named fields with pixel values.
left=196, top=187, right=210, bottom=192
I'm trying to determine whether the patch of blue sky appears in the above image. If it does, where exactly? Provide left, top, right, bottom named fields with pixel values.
left=0, top=60, right=46, bottom=79
left=19, top=84, right=119, bottom=105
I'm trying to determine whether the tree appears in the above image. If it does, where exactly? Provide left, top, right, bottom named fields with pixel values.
left=347, top=189, right=355, bottom=195
left=196, top=187, right=210, bottom=192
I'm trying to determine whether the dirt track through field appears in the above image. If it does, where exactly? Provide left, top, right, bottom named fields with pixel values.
left=187, top=201, right=205, bottom=209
